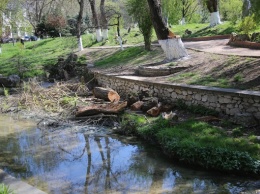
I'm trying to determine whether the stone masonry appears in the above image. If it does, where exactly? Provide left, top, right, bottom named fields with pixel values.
left=94, top=73, right=260, bottom=125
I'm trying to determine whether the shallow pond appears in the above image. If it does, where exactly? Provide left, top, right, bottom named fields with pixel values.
left=0, top=115, right=259, bottom=194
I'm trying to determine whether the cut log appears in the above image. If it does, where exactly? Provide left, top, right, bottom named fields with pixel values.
left=93, top=87, right=120, bottom=102
left=76, top=101, right=127, bottom=117
left=131, top=101, right=144, bottom=111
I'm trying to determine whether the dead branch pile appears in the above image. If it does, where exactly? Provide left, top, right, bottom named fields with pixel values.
left=0, top=80, right=90, bottom=117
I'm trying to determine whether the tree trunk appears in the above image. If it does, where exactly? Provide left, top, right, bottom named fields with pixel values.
left=206, top=0, right=221, bottom=26
left=146, top=0, right=168, bottom=40
left=146, top=0, right=188, bottom=60
left=242, top=0, right=250, bottom=18
left=76, top=101, right=127, bottom=117
left=100, top=0, right=109, bottom=40
left=93, top=87, right=120, bottom=102
left=89, top=0, right=102, bottom=42
left=77, top=0, right=84, bottom=51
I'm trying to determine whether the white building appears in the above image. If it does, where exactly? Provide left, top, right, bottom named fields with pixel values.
left=1, top=7, right=31, bottom=39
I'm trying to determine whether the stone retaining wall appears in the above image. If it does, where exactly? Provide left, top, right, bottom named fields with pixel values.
left=182, top=35, right=230, bottom=42
left=228, top=41, right=260, bottom=50
left=94, top=73, right=260, bottom=125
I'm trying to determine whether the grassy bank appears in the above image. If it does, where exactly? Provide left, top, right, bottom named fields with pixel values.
left=119, top=113, right=260, bottom=176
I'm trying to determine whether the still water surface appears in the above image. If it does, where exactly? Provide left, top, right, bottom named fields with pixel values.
left=0, top=115, right=259, bottom=194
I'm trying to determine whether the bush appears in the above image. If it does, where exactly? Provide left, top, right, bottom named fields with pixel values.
left=238, top=14, right=257, bottom=35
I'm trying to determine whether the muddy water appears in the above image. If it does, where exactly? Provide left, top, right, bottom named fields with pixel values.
left=0, top=115, right=260, bottom=194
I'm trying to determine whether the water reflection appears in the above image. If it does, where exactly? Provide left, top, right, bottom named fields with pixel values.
left=0, top=115, right=259, bottom=194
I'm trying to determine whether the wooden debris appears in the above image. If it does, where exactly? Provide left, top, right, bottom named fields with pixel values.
left=93, top=87, right=120, bottom=102
left=141, top=97, right=158, bottom=112
left=195, top=116, right=221, bottom=122
left=76, top=101, right=127, bottom=117
left=131, top=101, right=144, bottom=111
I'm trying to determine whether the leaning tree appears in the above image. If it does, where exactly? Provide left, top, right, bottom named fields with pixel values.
left=206, top=0, right=221, bottom=26
left=146, top=0, right=188, bottom=60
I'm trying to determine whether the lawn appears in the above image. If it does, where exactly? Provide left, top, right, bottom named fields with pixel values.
left=1, top=21, right=260, bottom=81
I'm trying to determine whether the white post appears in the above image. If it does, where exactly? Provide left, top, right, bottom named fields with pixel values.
left=96, top=28, right=102, bottom=42
left=180, top=18, right=186, bottom=25
left=78, top=36, right=83, bottom=51
left=158, top=37, right=188, bottom=61
left=102, top=29, right=109, bottom=40
left=117, top=36, right=124, bottom=50
left=210, top=11, right=222, bottom=27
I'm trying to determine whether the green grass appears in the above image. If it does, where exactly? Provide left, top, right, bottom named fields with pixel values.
left=121, top=115, right=260, bottom=175
left=0, top=184, right=14, bottom=194
left=170, top=22, right=237, bottom=37
left=0, top=37, right=77, bottom=78
left=94, top=46, right=154, bottom=68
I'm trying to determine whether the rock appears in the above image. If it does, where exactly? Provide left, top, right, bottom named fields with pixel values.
left=131, top=101, right=144, bottom=111
left=230, top=113, right=258, bottom=127
left=0, top=74, right=20, bottom=88
left=161, top=111, right=178, bottom=121
left=127, top=94, right=139, bottom=106
left=141, top=97, right=158, bottom=112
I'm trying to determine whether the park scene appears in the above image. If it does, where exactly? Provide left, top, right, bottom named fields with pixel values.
left=0, top=0, right=260, bottom=193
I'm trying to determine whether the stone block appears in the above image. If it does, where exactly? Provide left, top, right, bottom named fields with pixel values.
left=171, top=92, right=177, bottom=98
left=208, top=95, right=217, bottom=103
left=201, top=95, right=208, bottom=102
left=195, top=94, right=201, bottom=101
left=231, top=113, right=258, bottom=127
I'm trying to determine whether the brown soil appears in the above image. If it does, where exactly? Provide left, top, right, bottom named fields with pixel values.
left=81, top=46, right=260, bottom=91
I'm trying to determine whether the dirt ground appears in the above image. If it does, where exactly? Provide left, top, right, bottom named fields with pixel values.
left=81, top=46, right=260, bottom=91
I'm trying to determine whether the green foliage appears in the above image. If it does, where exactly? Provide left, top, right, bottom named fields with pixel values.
left=238, top=14, right=257, bottom=35
left=60, top=96, right=77, bottom=106
left=126, top=0, right=153, bottom=50
left=233, top=73, right=243, bottom=82
left=119, top=113, right=151, bottom=135
left=0, top=184, right=14, bottom=194
left=250, top=0, right=260, bottom=19
left=232, top=127, right=243, bottom=137
left=220, top=0, right=243, bottom=24
left=0, top=37, right=77, bottom=78
left=3, top=88, right=9, bottom=97
left=161, top=0, right=200, bottom=24
left=131, top=118, right=260, bottom=175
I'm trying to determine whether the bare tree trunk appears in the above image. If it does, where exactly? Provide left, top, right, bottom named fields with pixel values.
left=146, top=0, right=188, bottom=60
left=206, top=0, right=221, bottom=26
left=89, top=0, right=102, bottom=42
left=84, top=135, right=91, bottom=194
left=100, top=0, right=109, bottom=40
left=77, top=0, right=84, bottom=51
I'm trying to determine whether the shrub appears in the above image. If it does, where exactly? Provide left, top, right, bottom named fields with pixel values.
left=238, top=14, right=257, bottom=35
left=128, top=117, right=260, bottom=176
left=0, top=184, right=14, bottom=194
